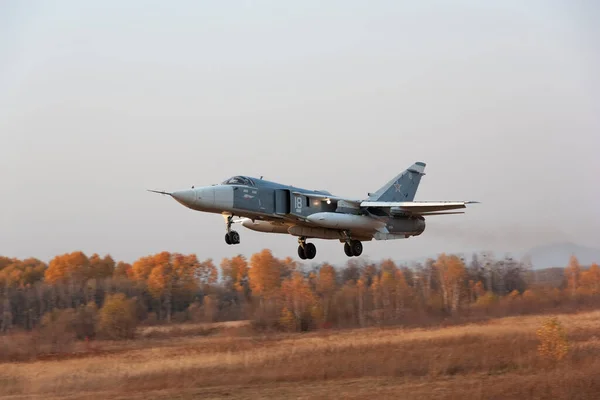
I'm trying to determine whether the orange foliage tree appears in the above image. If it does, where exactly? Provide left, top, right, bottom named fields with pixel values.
left=579, top=263, right=600, bottom=295
left=248, top=249, right=283, bottom=298
left=134, top=252, right=204, bottom=322
left=220, top=255, right=249, bottom=295
left=280, top=271, right=319, bottom=331
left=0, top=257, right=46, bottom=288
left=45, top=251, right=91, bottom=284
left=316, top=263, right=337, bottom=323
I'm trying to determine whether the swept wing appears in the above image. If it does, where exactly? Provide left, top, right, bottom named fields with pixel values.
left=360, top=200, right=479, bottom=215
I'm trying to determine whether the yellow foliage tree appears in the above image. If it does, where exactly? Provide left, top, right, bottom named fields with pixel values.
left=536, top=317, right=569, bottom=362
left=564, top=255, right=581, bottom=296
left=279, top=307, right=295, bottom=331
left=434, top=254, right=466, bottom=314
left=98, top=293, right=137, bottom=340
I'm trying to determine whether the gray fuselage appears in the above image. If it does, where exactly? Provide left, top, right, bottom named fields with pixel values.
left=169, top=175, right=425, bottom=241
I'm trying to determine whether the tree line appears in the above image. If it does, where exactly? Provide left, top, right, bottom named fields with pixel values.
left=0, top=249, right=598, bottom=335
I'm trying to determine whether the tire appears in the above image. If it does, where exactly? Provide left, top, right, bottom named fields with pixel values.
left=298, top=245, right=307, bottom=259
left=230, top=231, right=240, bottom=244
left=344, top=242, right=353, bottom=257
left=305, top=243, right=316, bottom=259
left=225, top=233, right=232, bottom=245
left=351, top=240, right=363, bottom=257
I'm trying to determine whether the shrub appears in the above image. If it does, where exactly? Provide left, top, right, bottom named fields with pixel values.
left=98, top=293, right=138, bottom=340
left=0, top=332, right=39, bottom=362
left=74, top=302, right=99, bottom=339
left=38, top=308, right=77, bottom=353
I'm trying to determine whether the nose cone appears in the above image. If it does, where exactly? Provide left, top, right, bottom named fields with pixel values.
left=172, top=189, right=196, bottom=207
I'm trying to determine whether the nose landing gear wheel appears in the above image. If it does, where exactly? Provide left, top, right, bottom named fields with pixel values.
left=225, top=230, right=240, bottom=245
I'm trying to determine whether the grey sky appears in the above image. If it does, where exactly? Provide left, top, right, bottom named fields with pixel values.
left=2, top=0, right=599, bottom=266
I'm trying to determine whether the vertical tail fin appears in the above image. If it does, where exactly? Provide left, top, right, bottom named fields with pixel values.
left=367, top=162, right=426, bottom=202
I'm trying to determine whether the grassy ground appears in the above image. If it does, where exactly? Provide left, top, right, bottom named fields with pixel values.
left=1, top=311, right=600, bottom=399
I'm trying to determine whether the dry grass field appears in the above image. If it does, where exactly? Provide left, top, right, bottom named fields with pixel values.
left=1, top=311, right=600, bottom=399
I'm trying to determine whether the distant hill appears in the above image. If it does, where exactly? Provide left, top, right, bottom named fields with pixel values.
left=523, top=242, right=600, bottom=269
left=399, top=242, right=600, bottom=271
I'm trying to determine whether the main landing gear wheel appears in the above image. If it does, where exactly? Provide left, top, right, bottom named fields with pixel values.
left=344, top=242, right=353, bottom=257
left=344, top=240, right=363, bottom=257
left=298, top=245, right=307, bottom=260
left=305, top=243, right=316, bottom=259
left=297, top=238, right=316, bottom=260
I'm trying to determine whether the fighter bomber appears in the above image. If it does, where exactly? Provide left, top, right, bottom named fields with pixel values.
left=149, top=162, right=478, bottom=259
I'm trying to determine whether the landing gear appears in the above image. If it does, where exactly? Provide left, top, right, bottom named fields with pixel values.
left=297, top=237, right=316, bottom=260
left=225, top=230, right=240, bottom=245
left=344, top=240, right=362, bottom=257
left=344, top=242, right=353, bottom=257
left=224, top=215, right=240, bottom=245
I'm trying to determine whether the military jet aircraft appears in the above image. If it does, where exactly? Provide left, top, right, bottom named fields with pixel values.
left=149, top=162, right=478, bottom=259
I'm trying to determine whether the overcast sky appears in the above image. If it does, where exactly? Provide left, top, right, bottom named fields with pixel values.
left=2, top=0, right=599, bottom=266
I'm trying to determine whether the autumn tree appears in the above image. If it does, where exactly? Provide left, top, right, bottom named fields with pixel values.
left=220, top=255, right=249, bottom=299
left=196, top=258, right=218, bottom=285
left=564, top=255, right=582, bottom=296
left=280, top=272, right=318, bottom=331
left=434, top=253, right=466, bottom=315
left=114, top=261, right=132, bottom=279
left=316, top=264, right=337, bottom=324
left=131, top=252, right=169, bottom=282
left=378, top=259, right=398, bottom=321
left=45, top=251, right=90, bottom=284
left=580, top=263, right=600, bottom=295
left=248, top=249, right=283, bottom=298
left=88, top=254, right=115, bottom=279
left=280, top=256, right=298, bottom=280
left=0, top=258, right=46, bottom=288
left=144, top=252, right=202, bottom=322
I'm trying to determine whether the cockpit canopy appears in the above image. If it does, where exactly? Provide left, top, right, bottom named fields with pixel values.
left=221, top=176, right=255, bottom=186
